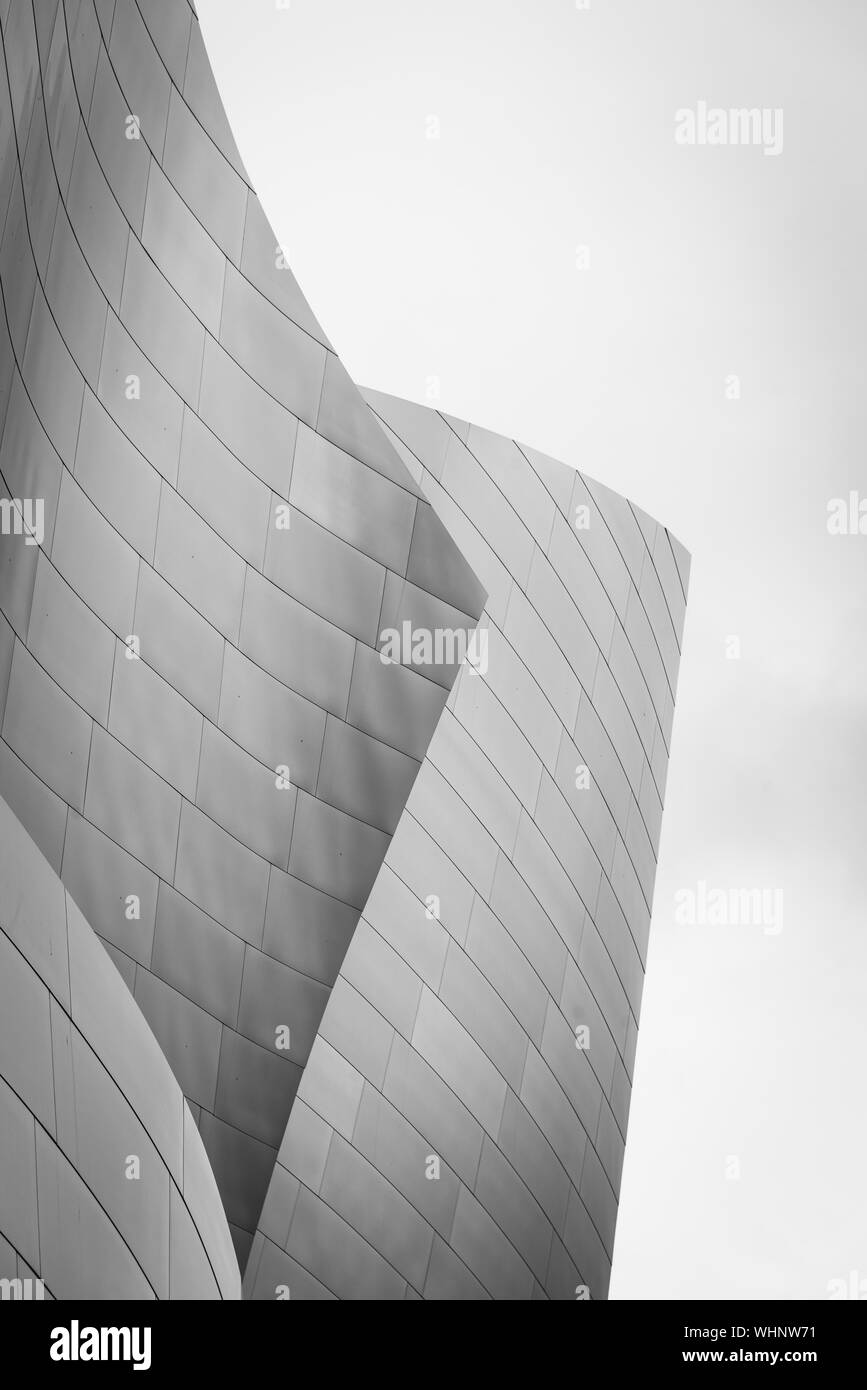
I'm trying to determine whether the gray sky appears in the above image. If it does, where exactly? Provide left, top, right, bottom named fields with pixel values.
left=198, top=0, right=867, bottom=1298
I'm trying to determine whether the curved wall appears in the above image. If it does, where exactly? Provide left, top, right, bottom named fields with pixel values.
left=0, top=788, right=239, bottom=1299
left=246, top=395, right=689, bottom=1299
left=0, top=0, right=690, bottom=1300
left=0, top=0, right=483, bottom=1268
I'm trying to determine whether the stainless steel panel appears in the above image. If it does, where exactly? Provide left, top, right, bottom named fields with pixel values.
left=84, top=724, right=181, bottom=880
left=317, top=351, right=421, bottom=493
left=62, top=807, right=158, bottom=967
left=503, top=581, right=581, bottom=731
left=288, top=791, right=389, bottom=910
left=423, top=1235, right=488, bottom=1300
left=489, top=851, right=567, bottom=1001
left=449, top=1185, right=535, bottom=1300
left=558, top=954, right=616, bottom=1095
left=218, top=643, right=325, bottom=794
left=539, top=996, right=602, bottom=1141
left=65, top=891, right=183, bottom=1181
left=406, top=761, right=498, bottom=901
left=439, top=941, right=528, bottom=1092
left=263, top=500, right=386, bottom=646
left=0, top=928, right=55, bottom=1132
left=275, top=1098, right=331, bottom=1192
left=182, top=21, right=246, bottom=177
left=383, top=1031, right=483, bottom=1188
left=107, top=0, right=171, bottom=152
left=518, top=1045, right=586, bottom=1190
left=214, top=1026, right=299, bottom=1150
left=87, top=48, right=150, bottom=233
left=385, top=809, right=475, bottom=947
left=578, top=1139, right=618, bottom=1258
left=237, top=946, right=329, bottom=1064
left=22, top=287, right=84, bottom=464
left=475, top=1136, right=552, bottom=1284
left=317, top=715, right=419, bottom=836
left=568, top=472, right=631, bottom=617
left=179, top=408, right=270, bottom=569
left=133, top=561, right=224, bottom=721
left=512, top=810, right=585, bottom=964
left=255, top=1163, right=300, bottom=1252
left=2, top=639, right=91, bottom=811
left=465, top=892, right=548, bottom=1047
left=108, top=636, right=203, bottom=798
left=244, top=1231, right=335, bottom=1301
left=162, top=89, right=246, bottom=261
left=406, top=495, right=487, bottom=617
left=174, top=801, right=269, bottom=947
left=364, top=388, right=454, bottom=485
left=28, top=552, right=115, bottom=723
left=59, top=1024, right=171, bottom=1295
left=318, top=978, right=394, bottom=1092
left=451, top=666, right=542, bottom=813
left=43, top=204, right=106, bottom=389
left=141, top=161, right=225, bottom=335
left=534, top=771, right=601, bottom=908
left=0, top=772, right=69, bottom=1000
left=137, top=0, right=191, bottom=91
left=496, top=1088, right=570, bottom=1233
left=340, top=917, right=422, bottom=1040
left=361, top=861, right=449, bottom=992
left=193, top=1108, right=269, bottom=1273
left=97, top=309, right=183, bottom=483
left=197, top=722, right=296, bottom=868
left=154, top=483, right=245, bottom=641
left=595, top=1097, right=625, bottom=1194
left=287, top=1184, right=407, bottom=1300
left=65, top=124, right=129, bottom=308
left=120, top=234, right=204, bottom=406
left=290, top=423, right=416, bottom=574
left=170, top=1182, right=220, bottom=1300
left=240, top=193, right=329, bottom=346
left=320, top=1133, right=434, bottom=1290
left=134, top=967, right=222, bottom=1112
left=198, top=334, right=296, bottom=496
left=220, top=264, right=326, bottom=425
left=75, top=389, right=161, bottom=561
left=151, top=880, right=245, bottom=1028
left=563, top=1187, right=611, bottom=1299
left=428, top=708, right=521, bottom=857
left=35, top=1123, right=155, bottom=1299
left=577, top=918, right=630, bottom=1053
left=466, top=423, right=555, bottom=552
left=42, top=10, right=78, bottom=193
left=296, top=1038, right=363, bottom=1141
left=262, top=866, right=356, bottom=985
left=352, top=1081, right=461, bottom=1237
left=441, top=430, right=534, bottom=589
left=518, top=441, right=575, bottom=516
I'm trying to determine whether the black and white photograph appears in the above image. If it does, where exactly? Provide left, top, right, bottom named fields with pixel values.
left=0, top=0, right=862, bottom=1367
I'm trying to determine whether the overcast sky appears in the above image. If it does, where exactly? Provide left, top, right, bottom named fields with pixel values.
left=198, top=0, right=867, bottom=1299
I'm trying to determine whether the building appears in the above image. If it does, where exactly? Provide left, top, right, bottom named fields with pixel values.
left=0, top=0, right=688, bottom=1300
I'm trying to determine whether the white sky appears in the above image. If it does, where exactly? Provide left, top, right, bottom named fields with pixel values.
left=198, top=0, right=867, bottom=1298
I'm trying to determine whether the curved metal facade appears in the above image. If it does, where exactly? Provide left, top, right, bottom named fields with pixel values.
left=0, top=789, right=239, bottom=1298
left=0, top=0, right=482, bottom=1274
left=0, top=0, right=688, bottom=1299
left=246, top=395, right=689, bottom=1299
